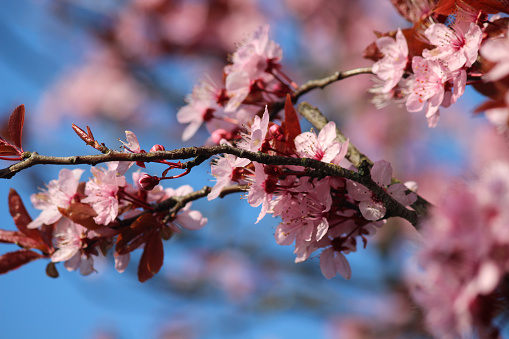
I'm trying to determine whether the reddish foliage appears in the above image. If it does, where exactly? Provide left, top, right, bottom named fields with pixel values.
left=8, top=105, right=24, bottom=150
left=0, top=249, right=44, bottom=274
left=280, top=94, right=301, bottom=152
left=138, top=230, right=164, bottom=283
left=116, top=213, right=161, bottom=255
left=433, top=0, right=509, bottom=15
left=58, top=203, right=100, bottom=231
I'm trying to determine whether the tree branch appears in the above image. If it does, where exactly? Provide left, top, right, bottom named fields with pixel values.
left=269, top=67, right=373, bottom=118
left=0, top=146, right=419, bottom=226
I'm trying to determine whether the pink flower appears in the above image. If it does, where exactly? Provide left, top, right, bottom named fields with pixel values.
left=372, top=28, right=409, bottom=93
left=28, top=168, right=84, bottom=229
left=224, top=25, right=282, bottom=112
left=423, top=22, right=482, bottom=71
left=247, top=162, right=276, bottom=223
left=481, top=30, right=509, bottom=81
left=177, top=80, right=231, bottom=141
left=294, top=121, right=348, bottom=164
left=237, top=106, right=270, bottom=152
left=346, top=160, right=416, bottom=220
left=51, top=218, right=96, bottom=276
left=406, top=57, right=448, bottom=127
left=81, top=164, right=127, bottom=225
left=208, top=155, right=250, bottom=200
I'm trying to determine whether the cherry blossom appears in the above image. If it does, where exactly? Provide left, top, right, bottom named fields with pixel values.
left=294, top=121, right=348, bottom=164
left=81, top=163, right=127, bottom=225
left=423, top=22, right=482, bottom=71
left=51, top=218, right=96, bottom=276
left=480, top=29, right=509, bottom=81
left=208, top=154, right=250, bottom=200
left=406, top=57, right=449, bottom=127
left=163, top=185, right=208, bottom=231
left=372, top=28, right=409, bottom=93
left=346, top=160, right=416, bottom=220
left=28, top=168, right=84, bottom=229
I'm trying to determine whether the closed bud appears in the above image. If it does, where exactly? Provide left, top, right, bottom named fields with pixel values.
left=150, top=144, right=165, bottom=152
left=139, top=174, right=160, bottom=191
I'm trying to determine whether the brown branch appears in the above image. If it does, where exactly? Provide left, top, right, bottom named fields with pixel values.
left=269, top=67, right=373, bottom=117
left=0, top=146, right=419, bottom=226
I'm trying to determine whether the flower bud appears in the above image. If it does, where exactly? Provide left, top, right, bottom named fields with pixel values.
left=150, top=144, right=165, bottom=152
left=139, top=174, right=160, bottom=191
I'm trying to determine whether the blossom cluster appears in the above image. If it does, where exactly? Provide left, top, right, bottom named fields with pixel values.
left=177, top=25, right=294, bottom=142
left=207, top=108, right=416, bottom=279
left=12, top=132, right=207, bottom=280
left=408, top=162, right=509, bottom=338
left=367, top=3, right=509, bottom=129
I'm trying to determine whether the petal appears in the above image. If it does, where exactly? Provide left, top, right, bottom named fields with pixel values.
left=371, top=160, right=392, bottom=186
left=359, top=200, right=386, bottom=220
left=320, top=247, right=336, bottom=279
left=177, top=210, right=207, bottom=230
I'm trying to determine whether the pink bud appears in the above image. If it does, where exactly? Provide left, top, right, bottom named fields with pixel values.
left=269, top=124, right=285, bottom=141
left=150, top=144, right=165, bottom=152
left=139, top=174, right=160, bottom=191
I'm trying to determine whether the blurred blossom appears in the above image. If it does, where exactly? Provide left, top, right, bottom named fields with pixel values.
left=38, top=49, right=147, bottom=124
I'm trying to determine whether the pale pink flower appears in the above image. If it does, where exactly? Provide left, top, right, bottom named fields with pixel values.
left=406, top=57, right=448, bottom=127
left=372, top=29, right=409, bottom=93
left=81, top=164, right=127, bottom=225
left=346, top=160, right=416, bottom=220
left=51, top=218, right=96, bottom=276
left=208, top=155, right=250, bottom=200
left=237, top=106, right=270, bottom=152
left=116, top=130, right=143, bottom=175
left=480, top=30, right=509, bottom=81
left=247, top=162, right=275, bottom=223
left=28, top=168, right=84, bottom=229
left=177, top=80, right=231, bottom=141
left=423, top=22, right=482, bottom=71
left=224, top=25, right=282, bottom=112
left=294, top=121, right=348, bottom=164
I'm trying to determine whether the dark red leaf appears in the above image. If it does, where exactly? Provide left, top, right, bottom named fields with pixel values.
left=281, top=94, right=301, bottom=152
left=391, top=0, right=438, bottom=23
left=0, top=249, right=44, bottom=274
left=116, top=213, right=160, bottom=253
left=0, top=229, right=41, bottom=249
left=434, top=0, right=509, bottom=15
left=58, top=203, right=99, bottom=230
left=0, top=144, right=20, bottom=156
left=8, top=105, right=24, bottom=151
left=137, top=231, right=163, bottom=283
left=9, top=189, right=36, bottom=235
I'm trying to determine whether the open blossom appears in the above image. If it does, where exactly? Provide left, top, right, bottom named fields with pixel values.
left=423, top=22, right=482, bottom=71
left=224, top=25, right=282, bottom=112
left=372, top=28, right=408, bottom=93
left=28, top=168, right=84, bottom=229
left=294, top=121, right=348, bottom=164
left=51, top=218, right=96, bottom=276
left=406, top=57, right=449, bottom=127
left=480, top=29, right=509, bottom=81
left=407, top=162, right=509, bottom=338
left=346, top=160, right=416, bottom=220
left=177, top=80, right=231, bottom=141
left=237, top=106, right=270, bottom=152
left=208, top=154, right=250, bottom=200
left=81, top=163, right=127, bottom=225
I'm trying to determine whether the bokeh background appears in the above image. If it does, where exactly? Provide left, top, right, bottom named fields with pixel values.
left=1, top=1, right=507, bottom=338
